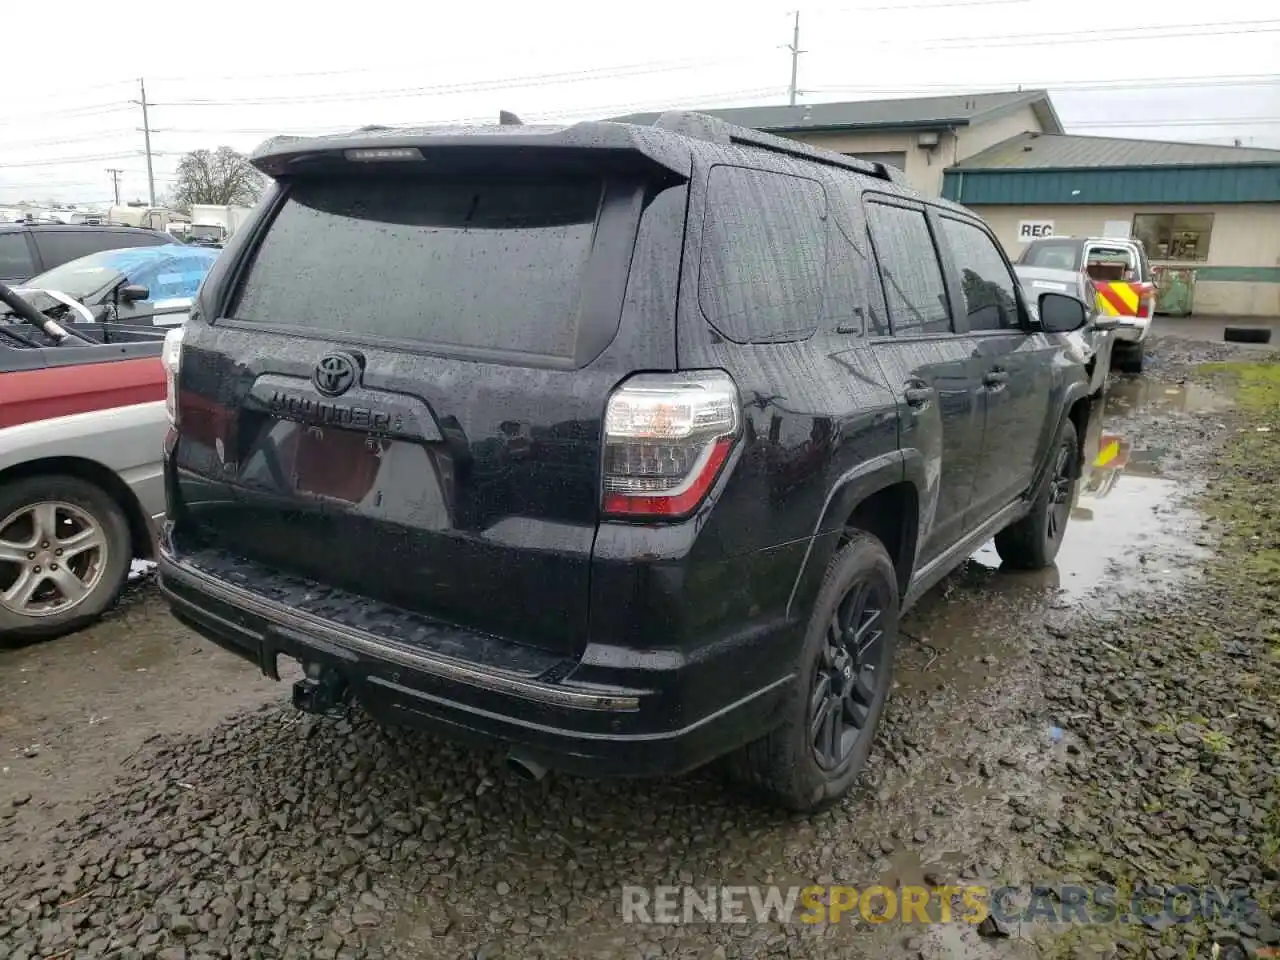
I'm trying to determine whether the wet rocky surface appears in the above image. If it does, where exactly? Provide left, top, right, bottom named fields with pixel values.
left=1, top=334, right=1277, bottom=959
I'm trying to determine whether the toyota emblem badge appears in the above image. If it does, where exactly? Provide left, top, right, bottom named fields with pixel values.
left=313, top=353, right=358, bottom=397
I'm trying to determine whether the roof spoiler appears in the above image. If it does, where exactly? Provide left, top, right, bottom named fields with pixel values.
left=646, top=110, right=906, bottom=185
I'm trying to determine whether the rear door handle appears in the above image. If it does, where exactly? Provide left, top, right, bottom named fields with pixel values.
left=983, top=369, right=1009, bottom=388
left=904, top=386, right=935, bottom=408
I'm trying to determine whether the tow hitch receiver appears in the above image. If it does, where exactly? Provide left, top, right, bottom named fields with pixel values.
left=292, top=662, right=350, bottom=715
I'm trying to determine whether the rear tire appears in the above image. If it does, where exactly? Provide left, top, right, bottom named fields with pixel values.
left=725, top=532, right=899, bottom=813
left=0, top=476, right=132, bottom=642
left=994, top=418, right=1079, bottom=571
left=1113, top=341, right=1144, bottom=374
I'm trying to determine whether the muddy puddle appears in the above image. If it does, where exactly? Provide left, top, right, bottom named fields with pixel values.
left=963, top=377, right=1227, bottom=608
left=892, top=377, right=1227, bottom=709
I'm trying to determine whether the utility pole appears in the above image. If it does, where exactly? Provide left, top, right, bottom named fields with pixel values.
left=106, top=168, right=122, bottom=205
left=786, top=11, right=805, bottom=107
left=131, top=78, right=156, bottom=207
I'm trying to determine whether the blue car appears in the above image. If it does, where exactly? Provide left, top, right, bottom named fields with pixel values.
left=7, top=244, right=220, bottom=328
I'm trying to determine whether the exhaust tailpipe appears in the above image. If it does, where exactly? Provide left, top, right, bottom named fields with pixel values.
left=506, top=753, right=548, bottom=783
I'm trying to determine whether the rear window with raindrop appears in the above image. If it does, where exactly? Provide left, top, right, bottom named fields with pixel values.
left=229, top=174, right=604, bottom=359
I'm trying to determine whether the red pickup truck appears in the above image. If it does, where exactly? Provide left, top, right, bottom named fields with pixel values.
left=0, top=289, right=170, bottom=641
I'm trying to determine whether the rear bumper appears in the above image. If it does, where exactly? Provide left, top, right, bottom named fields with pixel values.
left=1112, top=316, right=1151, bottom=343
left=157, top=546, right=795, bottom=778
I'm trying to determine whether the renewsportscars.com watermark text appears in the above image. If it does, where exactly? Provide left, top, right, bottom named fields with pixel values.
left=621, top=884, right=1261, bottom=927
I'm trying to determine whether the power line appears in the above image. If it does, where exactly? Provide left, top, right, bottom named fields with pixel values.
left=0, top=102, right=131, bottom=126
left=0, top=152, right=140, bottom=169
left=140, top=87, right=787, bottom=146
left=0, top=179, right=123, bottom=189
left=2, top=58, right=753, bottom=124
left=147, top=86, right=787, bottom=141
left=7, top=17, right=1275, bottom=122
left=149, top=56, right=753, bottom=108
left=809, top=74, right=1280, bottom=95
left=823, top=0, right=1029, bottom=9
left=3, top=129, right=134, bottom=151
left=1072, top=117, right=1280, bottom=128
left=140, top=20, right=1280, bottom=110
left=145, top=74, right=1280, bottom=141
left=147, top=64, right=394, bottom=85
left=12, top=72, right=1264, bottom=153
left=920, top=19, right=1280, bottom=49
left=525, top=87, right=788, bottom=122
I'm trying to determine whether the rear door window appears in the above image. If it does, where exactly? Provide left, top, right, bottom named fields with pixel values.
left=864, top=201, right=952, bottom=337
left=697, top=166, right=828, bottom=343
left=0, top=233, right=36, bottom=280
left=229, top=174, right=604, bottom=360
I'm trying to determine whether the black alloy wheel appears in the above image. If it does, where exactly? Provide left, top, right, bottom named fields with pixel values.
left=810, top=576, right=890, bottom=771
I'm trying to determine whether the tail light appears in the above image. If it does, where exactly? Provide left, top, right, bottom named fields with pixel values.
left=161, top=327, right=184, bottom=426
left=602, top=371, right=741, bottom=519
left=1134, top=282, right=1155, bottom=318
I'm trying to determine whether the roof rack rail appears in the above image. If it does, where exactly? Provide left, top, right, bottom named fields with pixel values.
left=648, top=110, right=906, bottom=185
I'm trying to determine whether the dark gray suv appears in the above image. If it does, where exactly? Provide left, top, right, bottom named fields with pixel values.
left=157, top=112, right=1097, bottom=811
left=0, top=223, right=172, bottom=286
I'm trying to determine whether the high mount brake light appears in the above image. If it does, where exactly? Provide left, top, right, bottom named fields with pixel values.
left=162, top=326, right=184, bottom=426
left=343, top=147, right=423, bottom=162
left=601, top=371, right=741, bottom=519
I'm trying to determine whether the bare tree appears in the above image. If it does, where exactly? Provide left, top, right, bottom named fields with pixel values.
left=172, top=147, right=264, bottom=208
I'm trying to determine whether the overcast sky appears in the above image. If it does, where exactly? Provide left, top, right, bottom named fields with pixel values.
left=2, top=0, right=1277, bottom=204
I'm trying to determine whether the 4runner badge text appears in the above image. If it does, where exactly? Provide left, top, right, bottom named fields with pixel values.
left=267, top=391, right=396, bottom=431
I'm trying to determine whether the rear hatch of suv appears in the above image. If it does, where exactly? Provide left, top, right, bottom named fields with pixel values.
left=166, top=128, right=690, bottom=656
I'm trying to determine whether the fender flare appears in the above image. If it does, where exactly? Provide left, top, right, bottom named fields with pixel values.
left=1030, top=383, right=1095, bottom=499
left=784, top=448, right=927, bottom=619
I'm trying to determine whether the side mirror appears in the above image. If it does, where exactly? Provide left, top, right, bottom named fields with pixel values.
left=118, top=283, right=150, bottom=304
left=1038, top=292, right=1087, bottom=333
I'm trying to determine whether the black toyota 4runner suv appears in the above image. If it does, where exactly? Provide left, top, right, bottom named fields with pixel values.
left=157, top=113, right=1095, bottom=811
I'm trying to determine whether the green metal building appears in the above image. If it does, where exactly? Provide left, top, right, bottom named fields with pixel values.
left=941, top=132, right=1280, bottom=317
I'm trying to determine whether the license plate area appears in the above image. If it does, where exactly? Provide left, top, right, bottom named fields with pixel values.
left=291, top=424, right=386, bottom=504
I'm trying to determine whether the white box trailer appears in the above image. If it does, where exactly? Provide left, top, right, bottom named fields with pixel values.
left=107, top=205, right=186, bottom=231
left=188, top=204, right=254, bottom=243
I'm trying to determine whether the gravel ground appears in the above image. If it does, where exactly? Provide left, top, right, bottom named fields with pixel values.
left=0, top=335, right=1276, bottom=960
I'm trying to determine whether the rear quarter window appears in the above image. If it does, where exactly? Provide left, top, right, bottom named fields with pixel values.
left=32, top=229, right=165, bottom=270
left=228, top=174, right=604, bottom=360
left=697, top=165, right=828, bottom=343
